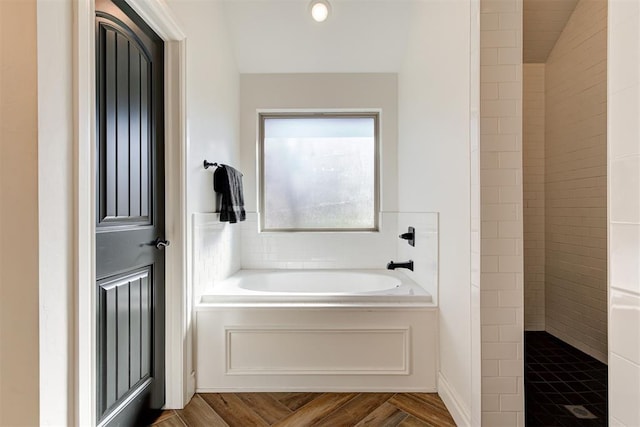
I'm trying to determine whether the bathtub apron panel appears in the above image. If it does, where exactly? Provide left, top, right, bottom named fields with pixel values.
left=195, top=306, right=437, bottom=392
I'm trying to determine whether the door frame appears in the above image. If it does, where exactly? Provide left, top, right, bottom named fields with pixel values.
left=73, top=1, right=189, bottom=424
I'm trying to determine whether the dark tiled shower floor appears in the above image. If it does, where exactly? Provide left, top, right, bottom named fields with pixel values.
left=525, top=331, right=608, bottom=427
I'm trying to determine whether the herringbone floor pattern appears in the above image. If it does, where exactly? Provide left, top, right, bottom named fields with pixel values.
left=152, top=393, right=457, bottom=427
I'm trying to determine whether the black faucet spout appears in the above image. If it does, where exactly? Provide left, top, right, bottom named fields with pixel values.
left=387, top=260, right=414, bottom=271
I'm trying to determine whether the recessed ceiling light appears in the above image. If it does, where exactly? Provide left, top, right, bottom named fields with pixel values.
left=310, top=0, right=331, bottom=23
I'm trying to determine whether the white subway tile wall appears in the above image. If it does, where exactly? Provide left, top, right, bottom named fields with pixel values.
left=217, top=211, right=440, bottom=299
left=239, top=212, right=397, bottom=270
left=481, top=0, right=525, bottom=425
left=609, top=0, right=640, bottom=425
left=240, top=212, right=438, bottom=301
left=523, top=64, right=545, bottom=331
left=192, top=213, right=242, bottom=299
left=544, top=0, right=608, bottom=362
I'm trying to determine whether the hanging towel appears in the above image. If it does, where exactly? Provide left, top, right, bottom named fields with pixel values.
left=213, top=164, right=246, bottom=223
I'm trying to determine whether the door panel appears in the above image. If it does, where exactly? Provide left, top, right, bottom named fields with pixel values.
left=98, top=24, right=151, bottom=226
left=95, top=0, right=164, bottom=425
left=97, top=269, right=152, bottom=412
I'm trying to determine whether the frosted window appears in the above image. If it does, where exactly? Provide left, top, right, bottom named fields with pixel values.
left=261, top=115, right=378, bottom=231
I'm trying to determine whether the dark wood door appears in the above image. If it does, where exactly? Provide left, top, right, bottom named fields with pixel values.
left=95, top=0, right=165, bottom=425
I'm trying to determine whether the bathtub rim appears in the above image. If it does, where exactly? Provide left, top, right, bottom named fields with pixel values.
left=199, top=268, right=434, bottom=308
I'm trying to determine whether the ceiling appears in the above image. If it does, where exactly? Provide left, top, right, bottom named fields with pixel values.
left=222, top=0, right=414, bottom=73
left=222, top=0, right=578, bottom=71
left=523, top=0, right=579, bottom=63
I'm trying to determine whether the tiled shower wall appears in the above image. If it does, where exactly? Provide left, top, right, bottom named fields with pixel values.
left=608, top=1, right=640, bottom=425
left=523, top=64, right=545, bottom=331
left=480, top=0, right=525, bottom=424
left=544, top=0, right=608, bottom=362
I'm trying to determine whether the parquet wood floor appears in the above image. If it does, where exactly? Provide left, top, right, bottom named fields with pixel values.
left=151, top=393, right=456, bottom=427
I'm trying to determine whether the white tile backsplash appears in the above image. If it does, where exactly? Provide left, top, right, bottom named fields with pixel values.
left=192, top=213, right=241, bottom=298
left=238, top=212, right=439, bottom=289
left=240, top=212, right=398, bottom=269
left=187, top=211, right=441, bottom=300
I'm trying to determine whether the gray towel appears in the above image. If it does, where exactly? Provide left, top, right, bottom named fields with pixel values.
left=213, top=164, right=246, bottom=223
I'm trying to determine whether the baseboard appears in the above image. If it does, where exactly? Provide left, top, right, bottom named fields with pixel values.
left=438, top=372, right=471, bottom=427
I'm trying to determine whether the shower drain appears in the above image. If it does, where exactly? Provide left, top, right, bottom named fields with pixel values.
left=563, top=405, right=598, bottom=419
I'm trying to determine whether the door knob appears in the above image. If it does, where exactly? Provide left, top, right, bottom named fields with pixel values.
left=153, top=238, right=170, bottom=249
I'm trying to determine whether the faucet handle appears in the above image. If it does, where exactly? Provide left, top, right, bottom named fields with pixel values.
left=399, top=226, right=415, bottom=247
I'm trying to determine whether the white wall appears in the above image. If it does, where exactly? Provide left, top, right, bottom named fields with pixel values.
left=164, top=0, right=241, bottom=393
left=0, top=0, right=40, bottom=425
left=165, top=0, right=240, bottom=216
left=398, top=1, right=473, bottom=423
left=239, top=73, right=399, bottom=213
left=36, top=0, right=74, bottom=425
left=608, top=1, right=640, bottom=425
left=222, top=1, right=412, bottom=74
left=544, top=0, right=608, bottom=361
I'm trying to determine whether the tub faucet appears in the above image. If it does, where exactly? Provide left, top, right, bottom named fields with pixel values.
left=387, top=260, right=414, bottom=271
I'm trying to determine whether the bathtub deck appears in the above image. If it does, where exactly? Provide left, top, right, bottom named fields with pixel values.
left=152, top=392, right=456, bottom=426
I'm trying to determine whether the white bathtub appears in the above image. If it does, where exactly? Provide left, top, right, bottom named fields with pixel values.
left=195, top=269, right=437, bottom=392
left=200, top=269, right=432, bottom=305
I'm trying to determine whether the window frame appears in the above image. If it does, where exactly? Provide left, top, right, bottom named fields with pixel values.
left=258, top=111, right=381, bottom=232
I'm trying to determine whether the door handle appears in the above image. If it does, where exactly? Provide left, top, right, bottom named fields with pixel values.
left=153, top=238, right=170, bottom=250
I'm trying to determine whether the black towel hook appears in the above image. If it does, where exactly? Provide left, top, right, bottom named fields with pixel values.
left=204, top=160, right=220, bottom=169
